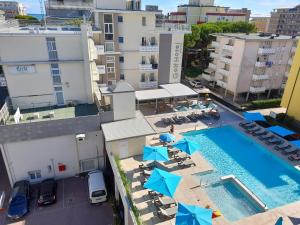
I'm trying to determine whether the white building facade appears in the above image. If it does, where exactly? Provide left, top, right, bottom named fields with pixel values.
left=0, top=1, right=26, bottom=19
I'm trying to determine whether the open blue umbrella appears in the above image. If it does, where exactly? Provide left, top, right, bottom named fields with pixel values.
left=160, top=133, right=176, bottom=143
left=275, top=217, right=283, bottom=225
left=172, top=138, right=200, bottom=155
left=143, top=168, right=182, bottom=198
left=243, top=112, right=266, bottom=122
left=267, top=126, right=295, bottom=137
left=143, top=146, right=169, bottom=162
left=176, top=203, right=212, bottom=225
left=291, top=140, right=300, bottom=148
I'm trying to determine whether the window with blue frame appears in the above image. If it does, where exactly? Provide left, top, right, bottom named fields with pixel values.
left=118, top=16, right=123, bottom=22
left=119, top=56, right=124, bottom=63
left=120, top=74, right=125, bottom=80
left=118, top=37, right=124, bottom=43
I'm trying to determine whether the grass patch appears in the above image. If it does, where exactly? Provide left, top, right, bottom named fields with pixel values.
left=115, top=156, right=143, bottom=225
left=241, top=98, right=281, bottom=110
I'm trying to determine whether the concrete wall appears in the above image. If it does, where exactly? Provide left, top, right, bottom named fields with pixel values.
left=112, top=91, right=136, bottom=121
left=95, top=0, right=126, bottom=10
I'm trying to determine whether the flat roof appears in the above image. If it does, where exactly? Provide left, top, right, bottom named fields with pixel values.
left=0, top=26, right=82, bottom=35
left=135, top=89, right=172, bottom=101
left=99, top=82, right=135, bottom=95
left=101, top=111, right=156, bottom=142
left=160, top=83, right=198, bottom=97
left=212, top=33, right=297, bottom=40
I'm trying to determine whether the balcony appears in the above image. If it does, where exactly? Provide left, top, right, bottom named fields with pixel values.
left=208, top=63, right=217, bottom=70
left=211, top=41, right=220, bottom=48
left=92, top=26, right=102, bottom=34
left=139, top=45, right=159, bottom=52
left=0, top=75, right=7, bottom=87
left=250, top=86, right=266, bottom=93
left=97, top=65, right=106, bottom=74
left=210, top=52, right=218, bottom=58
left=255, top=61, right=266, bottom=67
left=216, top=80, right=227, bottom=88
left=202, top=73, right=214, bottom=81
left=139, top=80, right=158, bottom=89
left=95, top=45, right=105, bottom=55
left=220, top=57, right=231, bottom=64
left=252, top=74, right=269, bottom=81
left=218, top=68, right=230, bottom=76
left=258, top=48, right=276, bottom=55
left=223, top=44, right=233, bottom=51
left=139, top=63, right=158, bottom=71
left=45, top=0, right=93, bottom=9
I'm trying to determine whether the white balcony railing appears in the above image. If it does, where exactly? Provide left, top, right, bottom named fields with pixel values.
left=250, top=86, right=266, bottom=93
left=216, top=80, right=227, bottom=88
left=208, top=63, right=217, bottom=70
left=139, top=45, right=159, bottom=52
left=139, top=81, right=158, bottom=89
left=218, top=68, right=230, bottom=76
left=210, top=52, right=218, bottom=58
left=139, top=64, right=158, bottom=71
left=220, top=57, right=231, bottom=64
left=258, top=48, right=276, bottom=55
left=255, top=61, right=266, bottom=67
left=97, top=65, right=106, bottom=74
left=95, top=45, right=105, bottom=55
left=211, top=41, right=220, bottom=48
left=223, top=44, right=233, bottom=51
left=202, top=73, right=214, bottom=81
left=252, top=74, right=269, bottom=81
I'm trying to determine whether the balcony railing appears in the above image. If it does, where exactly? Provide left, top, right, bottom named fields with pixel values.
left=208, top=63, right=217, bottom=70
left=258, top=48, right=276, bottom=55
left=202, top=73, right=215, bottom=81
left=0, top=75, right=7, bottom=87
left=95, top=45, right=105, bottom=55
left=255, top=61, right=266, bottom=67
left=218, top=68, right=230, bottom=76
left=45, top=0, right=93, bottom=9
left=223, top=44, right=233, bottom=51
left=220, top=57, right=231, bottom=64
left=250, top=86, right=266, bottom=93
left=211, top=41, right=220, bottom=48
left=139, top=45, right=159, bottom=52
left=216, top=80, right=227, bottom=88
left=139, top=63, right=158, bottom=71
left=210, top=52, right=218, bottom=58
left=155, top=23, right=191, bottom=33
left=252, top=74, right=269, bottom=81
left=139, top=80, right=158, bottom=89
left=97, top=65, right=106, bottom=74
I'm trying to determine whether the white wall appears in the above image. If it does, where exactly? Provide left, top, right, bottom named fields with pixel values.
left=95, top=0, right=126, bottom=10
left=112, top=92, right=136, bottom=120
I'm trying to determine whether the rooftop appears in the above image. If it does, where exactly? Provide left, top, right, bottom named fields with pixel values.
left=0, top=26, right=83, bottom=35
left=213, top=33, right=298, bottom=40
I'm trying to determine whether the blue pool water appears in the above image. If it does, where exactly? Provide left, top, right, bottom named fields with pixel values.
left=183, top=126, right=300, bottom=220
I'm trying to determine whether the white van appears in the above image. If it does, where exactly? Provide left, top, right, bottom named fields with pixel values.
left=88, top=170, right=107, bottom=204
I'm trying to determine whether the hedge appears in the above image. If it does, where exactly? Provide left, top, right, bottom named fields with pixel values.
left=250, top=98, right=281, bottom=109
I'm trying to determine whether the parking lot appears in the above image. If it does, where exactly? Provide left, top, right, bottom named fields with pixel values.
left=0, top=176, right=114, bottom=225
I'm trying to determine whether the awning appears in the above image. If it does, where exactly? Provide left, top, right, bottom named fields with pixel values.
left=160, top=83, right=198, bottom=97
left=267, top=126, right=295, bottom=137
left=136, top=89, right=172, bottom=101
left=243, top=112, right=266, bottom=122
left=290, top=140, right=300, bottom=148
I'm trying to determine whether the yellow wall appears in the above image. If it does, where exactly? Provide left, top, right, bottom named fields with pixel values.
left=281, top=40, right=300, bottom=121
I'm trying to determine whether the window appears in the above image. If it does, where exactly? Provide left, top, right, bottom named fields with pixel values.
left=106, top=62, right=115, bottom=73
left=141, top=56, right=146, bottom=64
left=141, top=73, right=146, bottom=82
left=120, top=74, right=125, bottom=80
left=105, top=42, right=115, bottom=52
left=150, top=73, right=155, bottom=81
left=104, top=14, right=113, bottom=23
left=142, top=16, right=146, bottom=26
left=118, top=37, right=124, bottom=43
left=106, top=56, right=115, bottom=62
left=50, top=64, right=61, bottom=85
left=54, top=86, right=63, bottom=91
left=118, top=16, right=123, bottom=22
left=46, top=37, right=58, bottom=60
left=28, top=170, right=41, bottom=180
left=119, top=56, right=124, bottom=63
left=104, top=14, right=114, bottom=40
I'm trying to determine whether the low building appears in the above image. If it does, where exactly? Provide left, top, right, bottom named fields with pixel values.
left=251, top=17, right=270, bottom=33
left=281, top=41, right=300, bottom=121
left=0, top=1, right=26, bottom=19
left=268, top=4, right=300, bottom=35
left=202, top=33, right=298, bottom=102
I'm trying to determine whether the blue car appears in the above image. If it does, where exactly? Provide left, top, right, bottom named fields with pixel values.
left=7, top=180, right=30, bottom=220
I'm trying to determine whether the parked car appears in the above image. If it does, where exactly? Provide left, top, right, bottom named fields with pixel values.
left=189, top=79, right=202, bottom=88
left=7, top=180, right=30, bottom=220
left=37, top=178, right=57, bottom=206
left=88, top=170, right=107, bottom=204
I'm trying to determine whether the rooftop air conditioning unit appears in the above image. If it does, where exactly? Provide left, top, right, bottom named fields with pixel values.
left=76, top=134, right=86, bottom=141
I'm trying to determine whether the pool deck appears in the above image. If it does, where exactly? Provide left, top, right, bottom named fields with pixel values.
left=120, top=122, right=300, bottom=225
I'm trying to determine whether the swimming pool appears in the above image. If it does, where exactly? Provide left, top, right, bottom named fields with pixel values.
left=184, top=126, right=300, bottom=220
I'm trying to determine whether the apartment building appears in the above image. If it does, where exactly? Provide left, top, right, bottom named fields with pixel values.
left=268, top=5, right=300, bottom=35
left=281, top=40, right=300, bottom=121
left=202, top=33, right=298, bottom=102
left=0, top=1, right=26, bottom=19
left=168, top=0, right=250, bottom=25
left=251, top=17, right=270, bottom=33
left=92, top=0, right=190, bottom=90
left=0, top=24, right=97, bottom=109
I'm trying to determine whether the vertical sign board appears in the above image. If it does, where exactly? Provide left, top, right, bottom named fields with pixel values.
left=169, top=34, right=184, bottom=83
left=8, top=65, right=36, bottom=74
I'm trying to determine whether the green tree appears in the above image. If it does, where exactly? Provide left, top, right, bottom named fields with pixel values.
left=15, top=15, right=38, bottom=21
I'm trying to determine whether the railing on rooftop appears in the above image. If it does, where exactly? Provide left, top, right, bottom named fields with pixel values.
left=155, top=22, right=191, bottom=33
left=45, top=0, right=93, bottom=8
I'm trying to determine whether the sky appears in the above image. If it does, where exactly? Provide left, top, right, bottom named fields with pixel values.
left=4, top=0, right=300, bottom=16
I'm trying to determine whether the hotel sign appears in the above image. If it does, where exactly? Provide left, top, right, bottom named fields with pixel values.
left=170, top=42, right=183, bottom=83
left=9, top=65, right=36, bottom=74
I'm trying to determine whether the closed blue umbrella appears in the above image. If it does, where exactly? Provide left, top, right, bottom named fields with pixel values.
left=176, top=203, right=212, bottom=225
left=160, top=133, right=176, bottom=143
left=291, top=140, right=300, bottom=148
left=143, top=146, right=169, bottom=162
left=267, top=126, right=295, bottom=137
left=275, top=217, right=283, bottom=225
left=172, top=138, right=200, bottom=155
left=243, top=112, right=266, bottom=122
left=143, top=168, right=182, bottom=198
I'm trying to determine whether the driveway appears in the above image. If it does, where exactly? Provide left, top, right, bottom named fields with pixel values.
left=0, top=177, right=114, bottom=225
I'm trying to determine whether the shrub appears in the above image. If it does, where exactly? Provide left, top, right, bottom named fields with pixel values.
left=251, top=98, right=281, bottom=109
left=15, top=15, right=38, bottom=21
left=185, top=67, right=202, bottom=78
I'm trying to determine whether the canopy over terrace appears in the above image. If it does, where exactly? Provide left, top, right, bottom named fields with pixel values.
left=135, top=83, right=199, bottom=111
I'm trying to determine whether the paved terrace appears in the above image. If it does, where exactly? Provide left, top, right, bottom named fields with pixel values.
left=120, top=117, right=300, bottom=225
left=6, top=104, right=99, bottom=125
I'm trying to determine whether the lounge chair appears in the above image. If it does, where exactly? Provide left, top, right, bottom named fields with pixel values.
left=174, top=152, right=191, bottom=161
left=142, top=170, right=152, bottom=177
left=241, top=122, right=256, bottom=129
left=148, top=190, right=162, bottom=199
left=162, top=118, right=171, bottom=126
left=252, top=130, right=267, bottom=136
left=157, top=206, right=178, bottom=219
left=172, top=116, right=184, bottom=125
left=265, top=138, right=284, bottom=145
left=259, top=133, right=274, bottom=140
left=282, top=148, right=299, bottom=155
left=178, top=159, right=196, bottom=168
left=239, top=121, right=253, bottom=127
left=154, top=196, right=177, bottom=207
left=187, top=114, right=198, bottom=122
left=246, top=127, right=261, bottom=133
left=139, top=162, right=154, bottom=170
left=274, top=143, right=292, bottom=151
left=288, top=153, right=300, bottom=161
